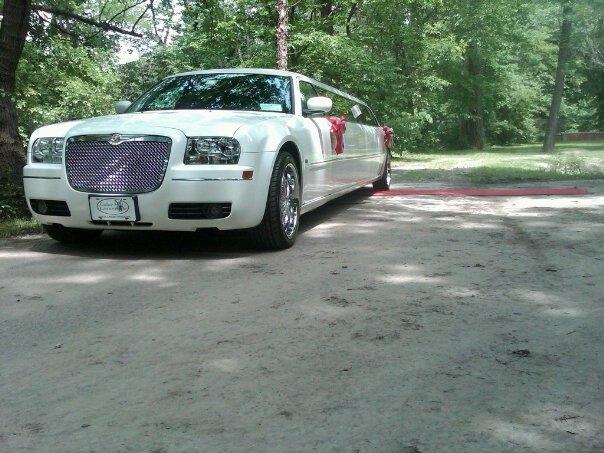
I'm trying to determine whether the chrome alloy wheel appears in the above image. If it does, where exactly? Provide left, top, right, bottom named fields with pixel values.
left=279, top=162, right=300, bottom=238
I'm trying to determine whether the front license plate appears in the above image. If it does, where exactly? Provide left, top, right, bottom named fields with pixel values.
left=89, top=196, right=139, bottom=221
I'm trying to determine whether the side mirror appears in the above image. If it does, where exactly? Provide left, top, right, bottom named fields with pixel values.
left=115, top=100, right=132, bottom=114
left=305, top=96, right=332, bottom=115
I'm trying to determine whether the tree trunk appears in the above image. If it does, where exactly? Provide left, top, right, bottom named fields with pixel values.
left=0, top=0, right=31, bottom=189
left=320, top=0, right=334, bottom=35
left=597, top=69, right=604, bottom=133
left=543, top=1, right=573, bottom=152
left=346, top=2, right=359, bottom=37
left=595, top=18, right=604, bottom=130
left=461, top=41, right=486, bottom=149
left=276, top=0, right=288, bottom=70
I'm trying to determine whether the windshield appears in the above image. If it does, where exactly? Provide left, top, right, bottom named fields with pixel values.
left=128, top=73, right=293, bottom=114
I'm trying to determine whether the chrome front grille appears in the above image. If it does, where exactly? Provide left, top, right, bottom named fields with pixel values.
left=65, top=135, right=171, bottom=194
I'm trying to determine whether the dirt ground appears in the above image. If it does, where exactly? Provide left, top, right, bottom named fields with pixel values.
left=1, top=175, right=602, bottom=452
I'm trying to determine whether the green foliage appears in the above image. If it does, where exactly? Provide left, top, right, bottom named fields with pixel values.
left=0, top=218, right=42, bottom=238
left=117, top=46, right=190, bottom=100
left=549, top=153, right=596, bottom=175
left=467, top=165, right=604, bottom=184
left=12, top=0, right=604, bottom=153
left=0, top=181, right=28, bottom=220
left=16, top=37, right=120, bottom=140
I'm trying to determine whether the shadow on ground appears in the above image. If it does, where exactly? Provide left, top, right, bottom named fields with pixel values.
left=0, top=182, right=602, bottom=451
left=24, top=188, right=375, bottom=260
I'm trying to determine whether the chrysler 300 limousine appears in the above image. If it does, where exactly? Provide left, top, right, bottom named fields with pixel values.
left=23, top=68, right=392, bottom=249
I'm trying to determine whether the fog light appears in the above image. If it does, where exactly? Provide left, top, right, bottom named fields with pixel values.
left=207, top=204, right=223, bottom=219
left=37, top=200, right=48, bottom=215
left=242, top=170, right=253, bottom=180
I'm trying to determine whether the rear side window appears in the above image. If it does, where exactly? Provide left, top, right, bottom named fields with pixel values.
left=313, top=86, right=377, bottom=126
left=353, top=104, right=380, bottom=127
left=366, top=106, right=381, bottom=127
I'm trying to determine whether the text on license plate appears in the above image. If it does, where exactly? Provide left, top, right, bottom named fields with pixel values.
left=89, top=196, right=138, bottom=221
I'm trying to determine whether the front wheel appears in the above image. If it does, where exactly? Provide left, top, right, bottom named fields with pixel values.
left=251, top=151, right=301, bottom=250
left=373, top=152, right=391, bottom=190
left=43, top=224, right=103, bottom=244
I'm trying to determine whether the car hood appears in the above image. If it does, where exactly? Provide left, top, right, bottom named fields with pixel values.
left=63, top=110, right=287, bottom=138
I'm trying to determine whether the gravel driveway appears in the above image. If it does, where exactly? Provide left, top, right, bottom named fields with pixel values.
left=1, top=177, right=602, bottom=452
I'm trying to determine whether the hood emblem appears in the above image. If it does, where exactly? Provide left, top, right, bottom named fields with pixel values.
left=109, top=133, right=122, bottom=145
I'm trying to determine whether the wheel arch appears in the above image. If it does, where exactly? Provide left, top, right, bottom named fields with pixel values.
left=277, top=140, right=303, bottom=194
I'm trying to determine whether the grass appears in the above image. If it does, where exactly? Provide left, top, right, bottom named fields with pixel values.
left=393, top=140, right=604, bottom=185
left=0, top=218, right=42, bottom=238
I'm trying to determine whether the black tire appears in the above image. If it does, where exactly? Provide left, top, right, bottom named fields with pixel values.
left=251, top=151, right=300, bottom=250
left=43, top=224, right=103, bottom=244
left=373, top=151, right=391, bottom=190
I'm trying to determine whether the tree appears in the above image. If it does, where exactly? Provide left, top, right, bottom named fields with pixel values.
left=276, top=0, right=288, bottom=69
left=0, top=0, right=153, bottom=191
left=461, top=40, right=486, bottom=149
left=440, top=0, right=543, bottom=149
left=3, top=0, right=600, bottom=171
left=0, top=0, right=32, bottom=188
left=543, top=0, right=574, bottom=152
left=579, top=8, right=604, bottom=130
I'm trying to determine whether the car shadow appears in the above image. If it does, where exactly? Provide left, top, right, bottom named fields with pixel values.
left=29, top=187, right=376, bottom=259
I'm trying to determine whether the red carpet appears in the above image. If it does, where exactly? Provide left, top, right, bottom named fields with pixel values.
left=372, top=187, right=590, bottom=197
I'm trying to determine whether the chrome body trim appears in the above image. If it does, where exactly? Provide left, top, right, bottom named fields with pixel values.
left=171, top=177, right=248, bottom=182
left=309, top=152, right=383, bottom=169
left=66, top=134, right=172, bottom=145
left=301, top=177, right=377, bottom=214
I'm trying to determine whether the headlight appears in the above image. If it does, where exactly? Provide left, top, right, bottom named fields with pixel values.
left=31, top=137, right=64, bottom=164
left=184, top=137, right=241, bottom=165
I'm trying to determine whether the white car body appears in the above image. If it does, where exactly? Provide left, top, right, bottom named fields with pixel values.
left=23, top=68, right=388, bottom=238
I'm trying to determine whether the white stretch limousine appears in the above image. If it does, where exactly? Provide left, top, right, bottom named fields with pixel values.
left=24, top=69, right=392, bottom=249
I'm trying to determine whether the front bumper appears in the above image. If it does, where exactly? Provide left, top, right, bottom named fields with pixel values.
left=24, top=128, right=276, bottom=231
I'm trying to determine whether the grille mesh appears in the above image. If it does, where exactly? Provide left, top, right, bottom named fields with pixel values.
left=65, top=138, right=171, bottom=194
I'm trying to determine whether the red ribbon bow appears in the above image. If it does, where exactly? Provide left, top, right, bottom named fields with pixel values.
left=381, top=125, right=394, bottom=149
left=327, top=116, right=347, bottom=154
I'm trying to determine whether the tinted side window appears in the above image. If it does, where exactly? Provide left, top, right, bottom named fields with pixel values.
left=350, top=103, right=368, bottom=125
left=354, top=104, right=380, bottom=127
left=366, top=106, right=381, bottom=127
left=313, top=87, right=354, bottom=118
left=333, top=95, right=355, bottom=118
left=313, top=86, right=377, bottom=125
left=300, top=81, right=318, bottom=112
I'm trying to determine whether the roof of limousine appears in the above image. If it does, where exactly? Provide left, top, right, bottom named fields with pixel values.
left=171, top=68, right=367, bottom=106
